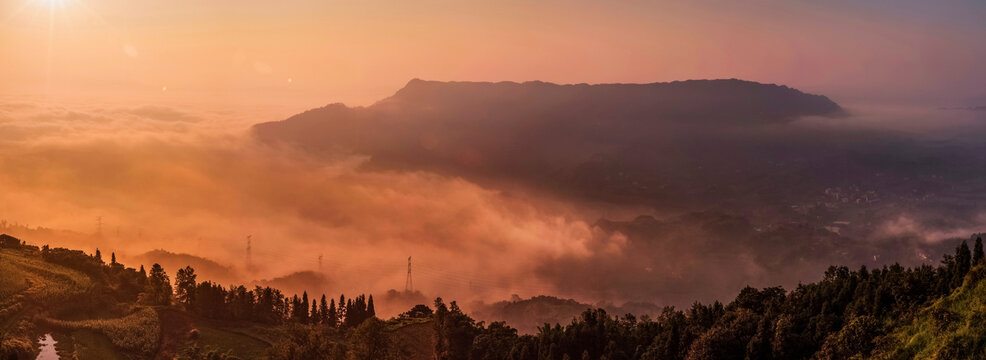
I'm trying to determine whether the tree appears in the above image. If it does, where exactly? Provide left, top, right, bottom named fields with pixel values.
left=401, top=304, right=433, bottom=319
left=319, top=295, right=330, bottom=325
left=470, top=321, right=517, bottom=360
left=95, top=249, right=103, bottom=263
left=347, top=317, right=396, bottom=360
left=268, top=323, right=337, bottom=360
left=954, top=241, right=972, bottom=288
left=434, top=298, right=478, bottom=360
left=175, top=266, right=197, bottom=306
left=301, top=292, right=310, bottom=324
left=193, top=281, right=227, bottom=319
left=111, top=252, right=117, bottom=265
left=310, top=298, right=320, bottom=324
left=974, top=237, right=984, bottom=265
left=328, top=299, right=338, bottom=328
left=142, top=263, right=172, bottom=305
left=368, top=294, right=376, bottom=318
left=339, top=295, right=347, bottom=324
left=816, top=316, right=880, bottom=360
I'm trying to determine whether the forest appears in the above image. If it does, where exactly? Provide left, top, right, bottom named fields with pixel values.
left=3, top=233, right=986, bottom=359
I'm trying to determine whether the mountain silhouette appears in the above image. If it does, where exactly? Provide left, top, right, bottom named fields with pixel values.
left=253, top=79, right=844, bottom=207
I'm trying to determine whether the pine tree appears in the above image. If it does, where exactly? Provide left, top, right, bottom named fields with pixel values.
left=346, top=298, right=355, bottom=327
left=974, top=237, right=984, bottom=265
left=95, top=249, right=103, bottom=263
left=368, top=294, right=376, bottom=318
left=319, top=295, right=329, bottom=324
left=953, top=241, right=972, bottom=289
left=301, top=292, right=310, bottom=324
left=111, top=252, right=117, bottom=265
left=310, top=298, right=320, bottom=324
left=339, top=295, right=346, bottom=324
left=291, top=295, right=301, bottom=321
left=328, top=299, right=338, bottom=328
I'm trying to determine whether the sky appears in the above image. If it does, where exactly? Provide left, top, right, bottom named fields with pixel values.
left=2, top=0, right=985, bottom=115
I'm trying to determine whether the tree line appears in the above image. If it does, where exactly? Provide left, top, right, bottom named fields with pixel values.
left=269, top=237, right=986, bottom=360
left=9, top=233, right=986, bottom=359
left=144, top=263, right=376, bottom=329
left=7, top=237, right=377, bottom=331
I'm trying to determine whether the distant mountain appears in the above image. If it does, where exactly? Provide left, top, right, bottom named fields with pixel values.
left=135, top=249, right=235, bottom=283
left=470, top=295, right=595, bottom=334
left=252, top=270, right=329, bottom=296
left=470, top=295, right=666, bottom=335
left=253, top=79, right=845, bottom=208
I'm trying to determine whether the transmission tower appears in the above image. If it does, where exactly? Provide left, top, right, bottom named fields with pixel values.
left=405, top=256, right=413, bottom=292
left=246, top=235, right=252, bottom=270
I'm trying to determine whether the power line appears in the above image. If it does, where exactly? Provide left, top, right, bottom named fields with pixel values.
left=405, top=256, right=413, bottom=292
left=246, top=235, right=252, bottom=270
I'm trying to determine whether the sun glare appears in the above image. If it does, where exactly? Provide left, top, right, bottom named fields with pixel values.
left=30, top=0, right=72, bottom=11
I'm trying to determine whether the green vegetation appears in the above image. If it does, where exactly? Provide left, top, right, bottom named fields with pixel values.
left=43, top=307, right=161, bottom=358
left=869, top=266, right=986, bottom=359
left=64, top=330, right=127, bottom=360
left=0, top=248, right=91, bottom=309
left=191, top=325, right=271, bottom=359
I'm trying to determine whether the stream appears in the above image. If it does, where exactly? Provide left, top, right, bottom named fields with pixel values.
left=36, top=334, right=59, bottom=360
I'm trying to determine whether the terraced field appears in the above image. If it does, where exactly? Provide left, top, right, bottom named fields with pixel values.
left=0, top=248, right=92, bottom=330
left=43, top=307, right=162, bottom=359
left=1, top=244, right=305, bottom=359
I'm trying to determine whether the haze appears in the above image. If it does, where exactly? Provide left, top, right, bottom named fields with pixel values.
left=3, top=0, right=986, bottom=319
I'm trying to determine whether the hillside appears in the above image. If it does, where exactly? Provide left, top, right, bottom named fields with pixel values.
left=7, top=233, right=986, bottom=359
left=0, top=237, right=280, bottom=360
left=470, top=296, right=592, bottom=334
left=869, top=266, right=986, bottom=358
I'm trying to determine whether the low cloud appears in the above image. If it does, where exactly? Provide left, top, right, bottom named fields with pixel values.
left=0, top=101, right=607, bottom=314
left=0, top=100, right=979, bottom=319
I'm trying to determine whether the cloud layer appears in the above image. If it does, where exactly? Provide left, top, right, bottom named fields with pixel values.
left=1, top=99, right=982, bottom=319
left=0, top=100, right=616, bottom=313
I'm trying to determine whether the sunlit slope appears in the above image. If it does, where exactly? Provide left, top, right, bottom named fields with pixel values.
left=871, top=266, right=986, bottom=359
left=0, top=247, right=156, bottom=360
left=0, top=248, right=91, bottom=323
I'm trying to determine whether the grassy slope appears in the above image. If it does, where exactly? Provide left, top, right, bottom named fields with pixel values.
left=2, top=247, right=277, bottom=359
left=871, top=266, right=986, bottom=359
left=0, top=248, right=132, bottom=359
left=0, top=248, right=91, bottom=311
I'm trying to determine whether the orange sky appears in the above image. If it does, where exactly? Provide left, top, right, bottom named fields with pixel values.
left=2, top=0, right=985, bottom=115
